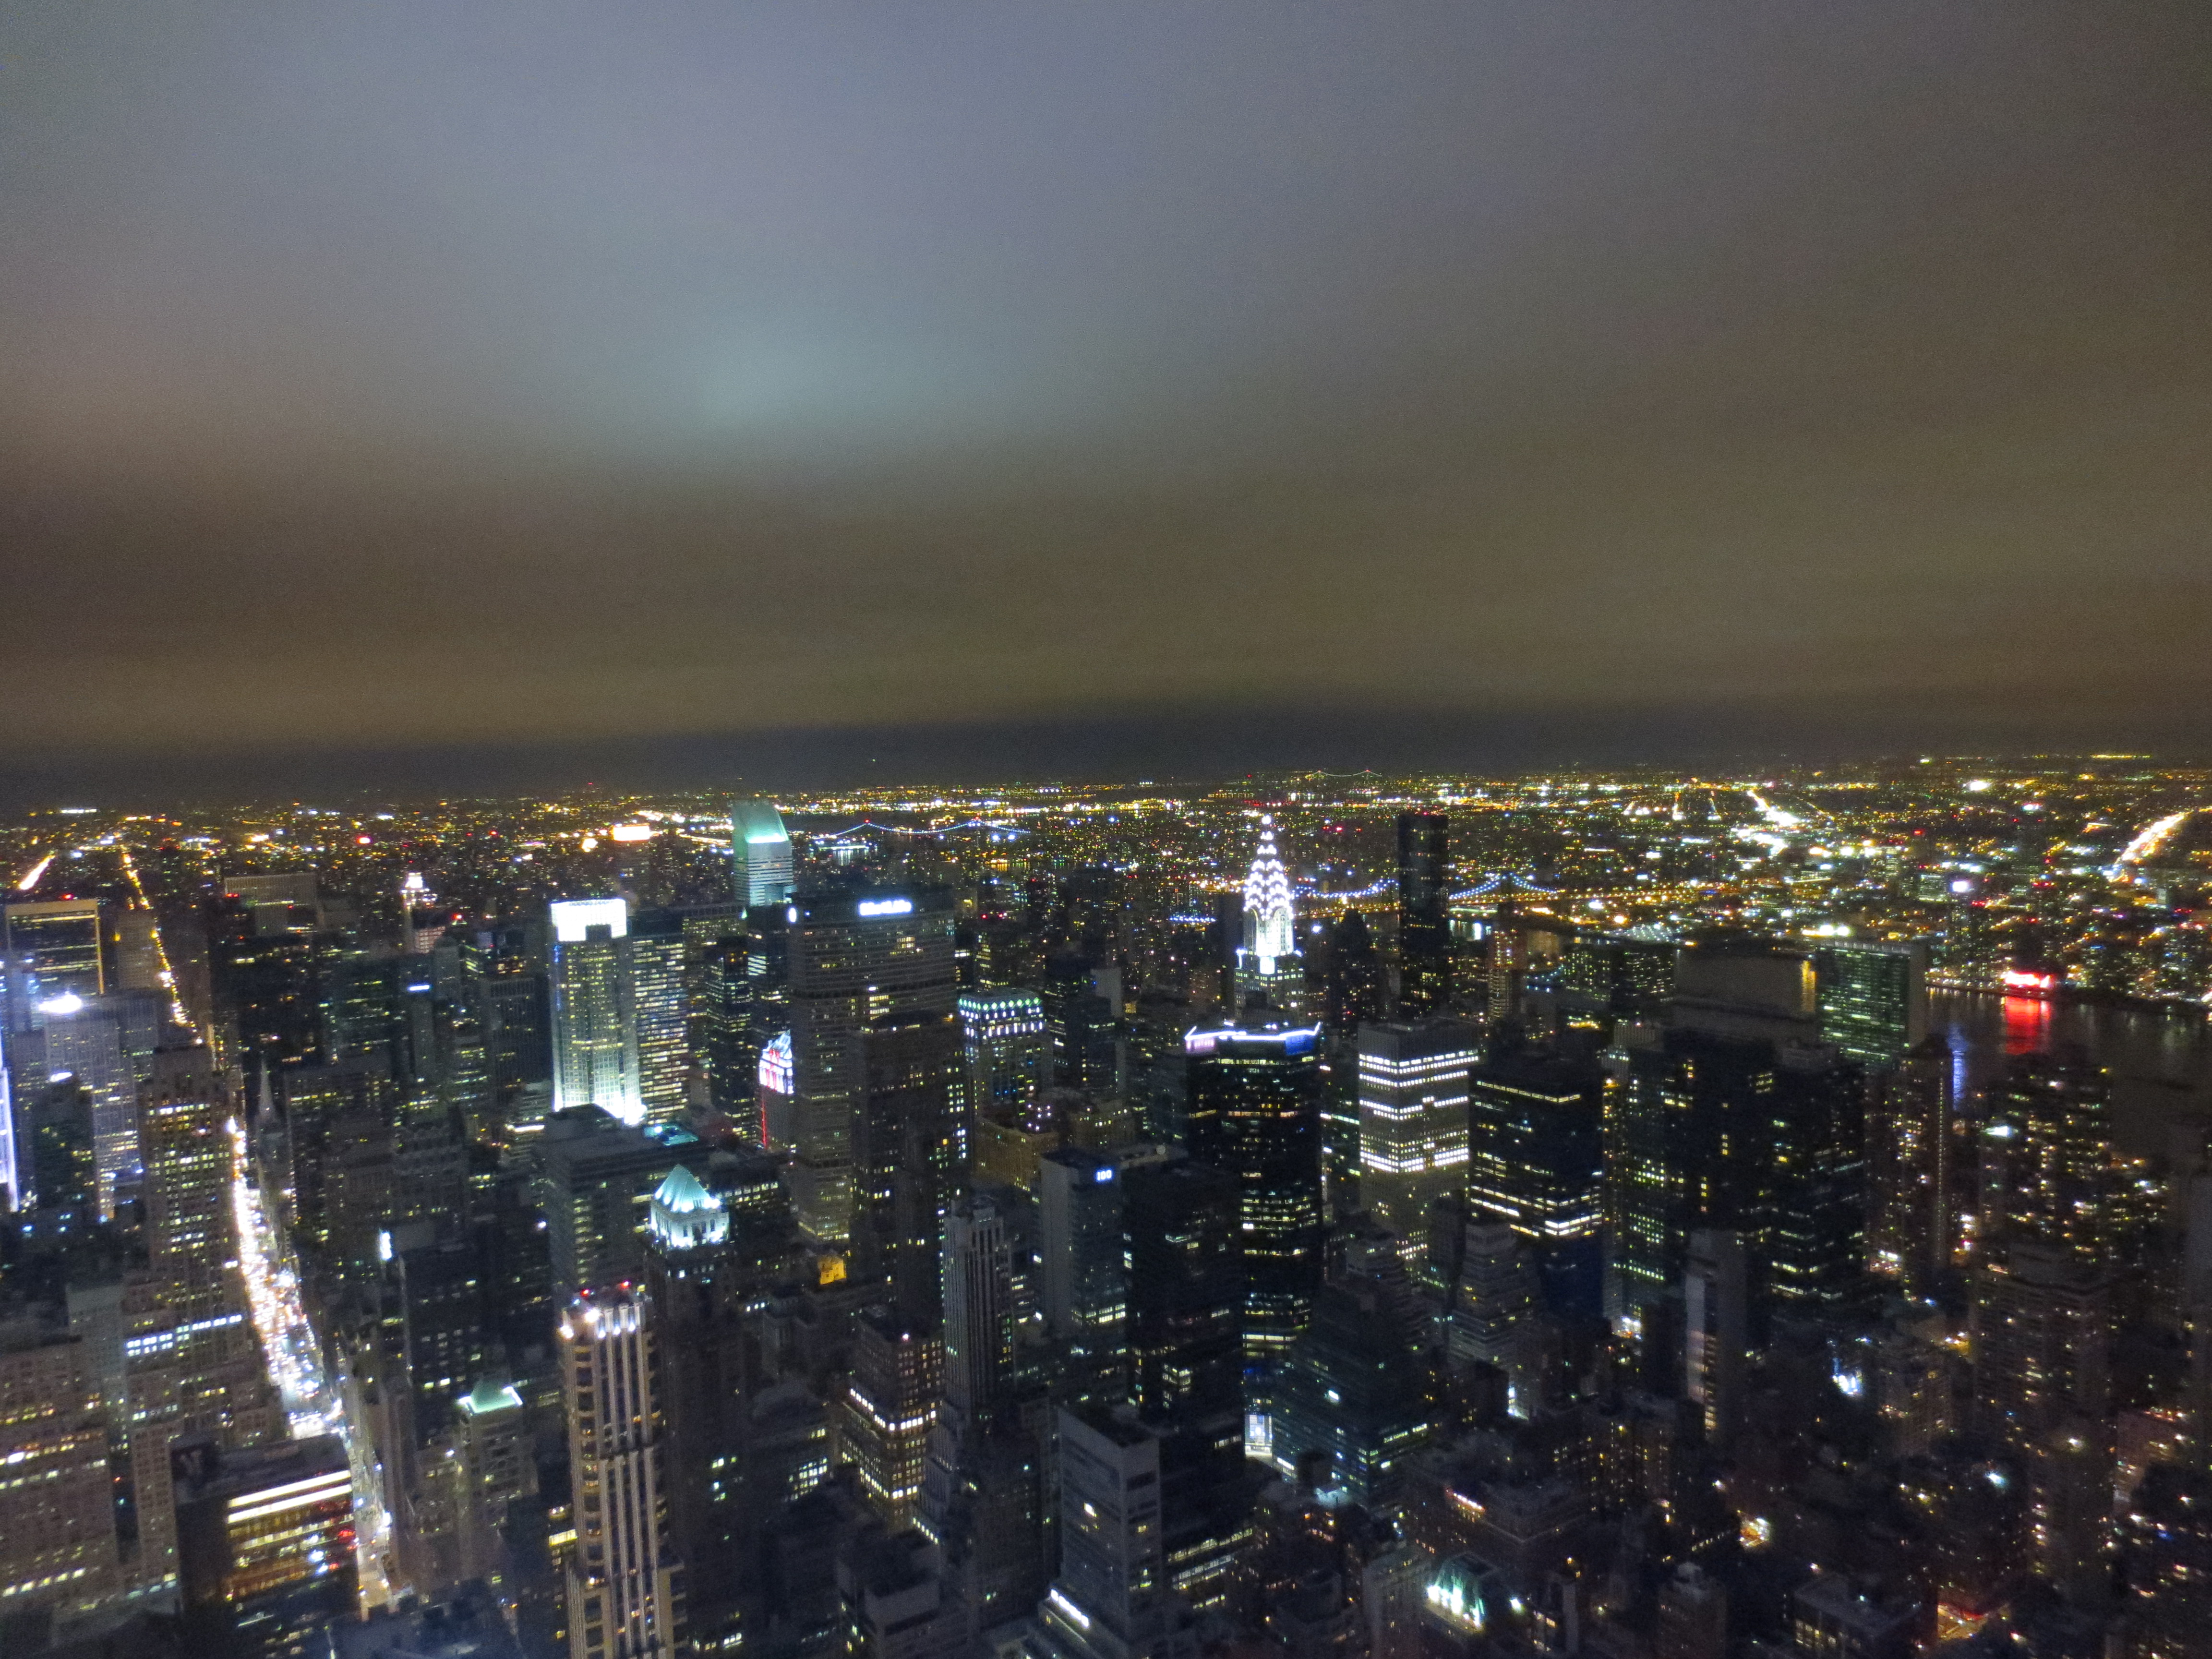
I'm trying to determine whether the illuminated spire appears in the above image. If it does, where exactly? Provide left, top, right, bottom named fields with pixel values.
left=1242, top=816, right=1296, bottom=975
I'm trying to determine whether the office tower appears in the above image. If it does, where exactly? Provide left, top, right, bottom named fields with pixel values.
left=837, top=1312, right=942, bottom=1529
left=1895, top=1442, right=2026, bottom=1633
left=560, top=1286, right=687, bottom=1659
left=1974, top=1244, right=2113, bottom=1452
left=453, top=1379, right=534, bottom=1587
left=1031, top=1407, right=1196, bottom=1659
left=730, top=799, right=795, bottom=909
left=117, top=906, right=163, bottom=993
left=695, top=934, right=756, bottom=1120
left=207, top=883, right=323, bottom=1075
left=2119, top=1464, right=2212, bottom=1658
left=644, top=1163, right=809, bottom=1648
left=1656, top=1563, right=1728, bottom=1659
left=1183, top=1022, right=1325, bottom=1357
left=281, top=1062, right=401, bottom=1268
left=940, top=1195, right=1015, bottom=1427
left=549, top=898, right=644, bottom=1127
left=1466, top=1045, right=1604, bottom=1318
left=1043, top=954, right=1126, bottom=1098
left=1267, top=1279, right=1430, bottom=1501
left=630, top=911, right=689, bottom=1129
left=0, top=1026, right=16, bottom=1213
left=962, top=987, right=1048, bottom=1119
left=785, top=885, right=957, bottom=1254
left=1395, top=813, right=1452, bottom=1017
left=20, top=1077, right=97, bottom=1220
left=37, top=987, right=165, bottom=1217
left=1235, top=817, right=1304, bottom=1015
left=1605, top=938, right=1867, bottom=1327
left=4, top=897, right=106, bottom=1028
left=1354, top=1018, right=1478, bottom=1243
left=1869, top=1036, right=1953, bottom=1297
left=531, top=1107, right=694, bottom=1294
left=1123, top=1157, right=1242, bottom=1427
left=1978, top=1048, right=2117, bottom=1265
left=172, top=1434, right=355, bottom=1659
left=1555, top=929, right=1678, bottom=1020
left=0, top=1328, right=118, bottom=1624
left=1813, top=938, right=1930, bottom=1070
left=135, top=1049, right=283, bottom=1448
left=477, top=967, right=553, bottom=1142
left=1039, top=1147, right=1135, bottom=1402
left=1320, top=909, right=1387, bottom=1036
left=1442, top=1220, right=1543, bottom=1415
left=852, top=1007, right=961, bottom=1317
left=1683, top=1230, right=1747, bottom=1445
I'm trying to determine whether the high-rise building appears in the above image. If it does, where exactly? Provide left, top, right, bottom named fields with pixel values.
left=1395, top=814, right=1451, bottom=1018
left=644, top=1162, right=810, bottom=1647
left=1183, top=1023, right=1325, bottom=1357
left=1975, top=1243, right=2113, bottom=1453
left=1466, top=1044, right=1604, bottom=1318
left=452, top=1379, right=534, bottom=1588
left=1030, top=1407, right=1197, bottom=1659
left=1605, top=938, right=1867, bottom=1327
left=560, top=1286, right=687, bottom=1659
left=1320, top=910, right=1388, bottom=1037
left=549, top=898, right=645, bottom=1127
left=837, top=1312, right=942, bottom=1530
left=1813, top=938, right=1930, bottom=1071
left=172, top=1434, right=355, bottom=1659
left=0, top=1327, right=118, bottom=1625
left=785, top=885, right=958, bottom=1255
left=1042, top=954, right=1125, bottom=1099
left=1354, top=1019, right=1478, bottom=1243
left=939, top=1194, right=1016, bottom=1427
left=729, top=800, right=795, bottom=910
left=1870, top=1036, right=1954, bottom=1297
left=2119, top=1463, right=2212, bottom=1658
left=132, top=1049, right=284, bottom=1585
left=1235, top=819, right=1304, bottom=1016
left=1267, top=1279, right=1429, bottom=1502
left=1683, top=1229, right=1747, bottom=1444
left=1039, top=1146, right=1140, bottom=1402
left=960, top=986, right=1049, bottom=1129
left=4, top=897, right=106, bottom=1030
left=1655, top=1563, right=1728, bottom=1659
left=1977, top=1047, right=2119, bottom=1266
left=1123, top=1156, right=1242, bottom=1428
left=281, top=1062, right=400, bottom=1268
left=36, top=987, right=166, bottom=1216
left=531, top=1106, right=694, bottom=1293
left=630, top=911, right=690, bottom=1129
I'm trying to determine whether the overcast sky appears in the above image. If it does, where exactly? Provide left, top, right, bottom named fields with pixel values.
left=2, top=2, right=2208, bottom=785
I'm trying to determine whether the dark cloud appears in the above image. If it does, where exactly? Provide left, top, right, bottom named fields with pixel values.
left=2, top=2, right=2208, bottom=777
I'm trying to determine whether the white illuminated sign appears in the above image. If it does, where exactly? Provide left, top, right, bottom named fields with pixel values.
left=856, top=897, right=913, bottom=917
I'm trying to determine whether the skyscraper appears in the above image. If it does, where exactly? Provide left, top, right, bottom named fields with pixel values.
left=37, top=987, right=165, bottom=1216
left=172, top=1434, right=355, bottom=1659
left=729, top=799, right=796, bottom=910
left=1235, top=818, right=1303, bottom=1016
left=1030, top=1407, right=1197, bottom=1659
left=561, top=1286, right=687, bottom=1659
left=132, top=1049, right=284, bottom=1586
left=837, top=1312, right=942, bottom=1529
left=1354, top=1018, right=1478, bottom=1244
left=0, top=1327, right=118, bottom=1624
left=3, top=897, right=106, bottom=1029
left=1465, top=1045, right=1604, bottom=1317
left=630, top=911, right=689, bottom=1129
left=961, top=986, right=1049, bottom=1117
left=1183, top=1022, right=1325, bottom=1358
left=1039, top=1146, right=1136, bottom=1401
left=1395, top=813, right=1451, bottom=1018
left=549, top=898, right=644, bottom=1127
left=531, top=1106, right=693, bottom=1294
left=785, top=885, right=957, bottom=1255
left=1123, top=1156, right=1242, bottom=1428
left=1813, top=938, right=1930, bottom=1071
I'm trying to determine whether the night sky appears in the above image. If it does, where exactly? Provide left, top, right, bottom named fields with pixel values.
left=3, top=3, right=2209, bottom=792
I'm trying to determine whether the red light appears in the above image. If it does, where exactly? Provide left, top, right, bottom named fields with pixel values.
left=2001, top=968, right=2056, bottom=992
